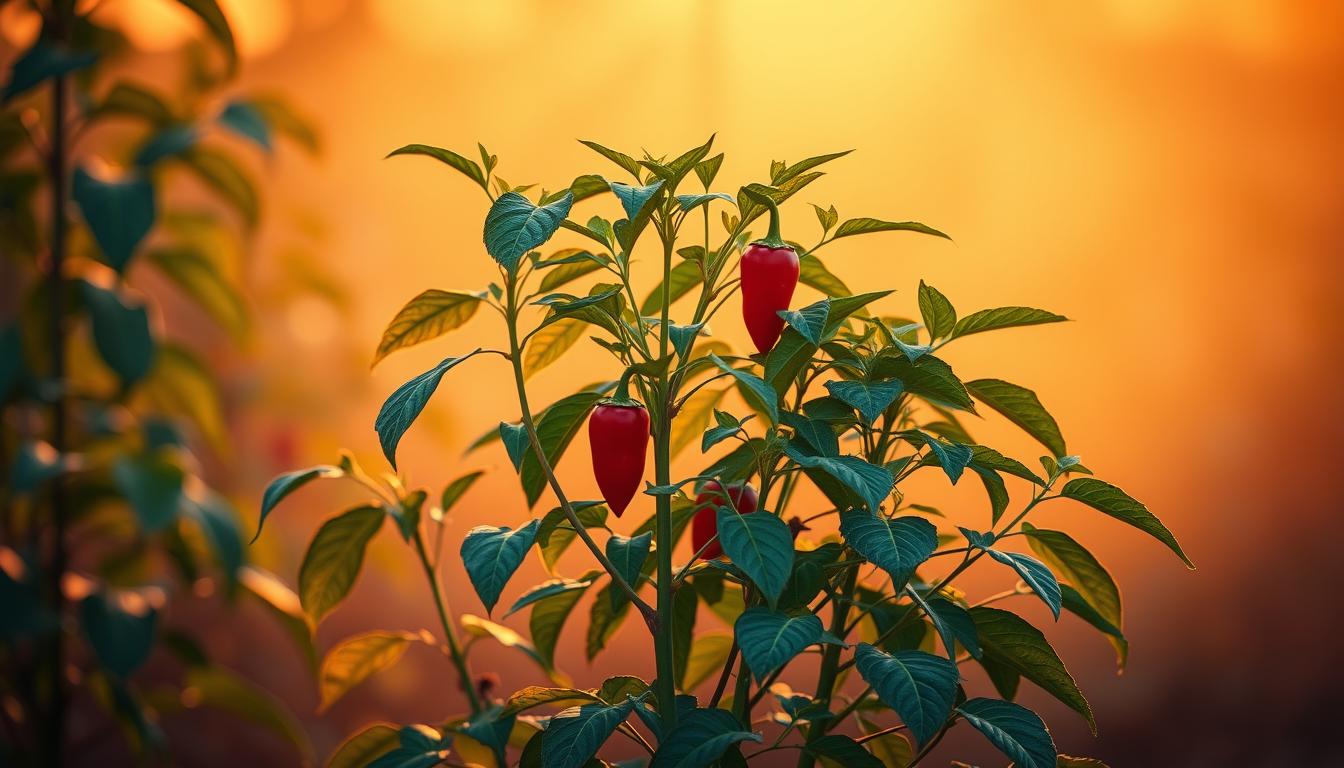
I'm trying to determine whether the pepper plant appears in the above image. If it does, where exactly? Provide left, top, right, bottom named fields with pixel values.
left=1, top=1, right=318, bottom=764
left=258, top=137, right=1193, bottom=768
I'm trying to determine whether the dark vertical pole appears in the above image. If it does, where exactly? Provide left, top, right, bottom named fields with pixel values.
left=44, top=0, right=71, bottom=763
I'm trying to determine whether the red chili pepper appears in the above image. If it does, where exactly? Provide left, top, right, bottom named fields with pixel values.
left=588, top=401, right=649, bottom=517
left=691, top=481, right=759, bottom=559
left=740, top=198, right=799, bottom=354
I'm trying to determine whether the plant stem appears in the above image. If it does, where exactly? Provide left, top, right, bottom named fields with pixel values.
left=412, top=530, right=482, bottom=715
left=795, top=564, right=860, bottom=768
left=652, top=217, right=678, bottom=728
left=43, top=2, right=70, bottom=761
left=503, top=275, right=656, bottom=628
left=707, top=642, right=738, bottom=709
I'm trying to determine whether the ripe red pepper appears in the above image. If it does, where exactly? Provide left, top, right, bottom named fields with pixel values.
left=740, top=198, right=799, bottom=354
left=690, top=481, right=759, bottom=559
left=588, top=400, right=649, bottom=517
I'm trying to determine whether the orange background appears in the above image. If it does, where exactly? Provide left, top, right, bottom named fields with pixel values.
left=9, top=1, right=1344, bottom=765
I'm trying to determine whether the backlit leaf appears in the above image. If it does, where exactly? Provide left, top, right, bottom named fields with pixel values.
left=374, top=290, right=483, bottom=366
left=1060, top=478, right=1193, bottom=568
left=299, top=506, right=384, bottom=625
left=319, top=631, right=420, bottom=712
left=965, top=379, right=1066, bottom=458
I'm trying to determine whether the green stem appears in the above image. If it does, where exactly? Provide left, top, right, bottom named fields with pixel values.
left=412, top=531, right=482, bottom=714
left=503, top=273, right=656, bottom=627
left=652, top=216, right=678, bottom=728
left=795, top=564, right=860, bottom=768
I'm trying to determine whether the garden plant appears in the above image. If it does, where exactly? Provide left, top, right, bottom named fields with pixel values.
left=1, top=0, right=318, bottom=764
left=257, top=136, right=1193, bottom=767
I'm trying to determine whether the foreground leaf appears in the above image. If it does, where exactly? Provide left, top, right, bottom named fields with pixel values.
left=839, top=511, right=937, bottom=586
left=299, top=506, right=384, bottom=625
left=969, top=607, right=1094, bottom=732
left=965, top=379, right=1066, bottom=458
left=327, top=722, right=400, bottom=768
left=374, top=290, right=484, bottom=365
left=951, top=307, right=1067, bottom=340
left=735, top=608, right=822, bottom=681
left=650, top=706, right=761, bottom=768
left=461, top=520, right=541, bottom=614
left=715, top=508, right=794, bottom=607
left=542, top=700, right=634, bottom=768
left=854, top=644, right=958, bottom=745
left=956, top=698, right=1056, bottom=768
left=253, top=464, right=342, bottom=542
left=319, top=631, right=421, bottom=712
left=484, top=191, right=574, bottom=273
left=375, top=351, right=481, bottom=468
left=1060, top=478, right=1193, bottom=568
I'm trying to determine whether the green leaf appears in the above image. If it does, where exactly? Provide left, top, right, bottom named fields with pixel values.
left=803, top=735, right=884, bottom=768
left=375, top=351, right=481, bottom=469
left=853, top=644, right=958, bottom=745
left=484, top=191, right=574, bottom=273
left=1060, top=583, right=1128, bottom=668
left=781, top=412, right=838, bottom=458
left=798, top=254, right=850, bottom=297
left=386, top=143, right=486, bottom=188
left=135, top=124, right=199, bottom=166
left=524, top=318, right=587, bottom=379
left=668, top=323, right=704, bottom=358
left=839, top=511, right=936, bottom=586
left=327, top=723, right=401, bottom=768
left=786, top=448, right=893, bottom=514
left=980, top=545, right=1062, bottom=619
left=73, top=167, right=154, bottom=272
left=373, top=290, right=483, bottom=366
left=500, top=422, right=530, bottom=471
left=773, top=150, right=853, bottom=185
left=318, top=631, right=420, bottom=712
left=504, top=686, right=601, bottom=718
left=916, top=281, right=957, bottom=341
left=641, top=260, right=703, bottom=315
left=969, top=607, right=1095, bottom=732
left=695, top=153, right=725, bottom=187
left=538, top=249, right=606, bottom=292
left=604, top=532, right=651, bottom=611
left=702, top=410, right=752, bottom=453
left=175, top=0, right=238, bottom=72
left=461, top=519, right=542, bottom=615
left=715, top=507, right=794, bottom=607
left=823, top=378, right=903, bottom=426
left=521, top=390, right=606, bottom=507
left=440, top=470, right=485, bottom=516
left=708, top=354, right=778, bottom=425
left=681, top=631, right=733, bottom=691
left=218, top=101, right=272, bottom=151
left=113, top=453, right=184, bottom=533
left=778, top=299, right=830, bottom=346
left=734, top=607, right=822, bottom=681
left=951, top=307, right=1067, bottom=340
left=922, top=596, right=982, bottom=660
left=81, top=281, right=155, bottom=386
left=137, top=344, right=229, bottom=453
left=965, top=379, right=1066, bottom=458
left=248, top=95, right=319, bottom=155
left=872, top=353, right=975, bottom=412
left=610, top=180, right=664, bottom=221
left=832, top=217, right=950, bottom=241
left=180, top=147, right=259, bottom=228
left=956, top=698, right=1056, bottom=768
left=1060, top=478, right=1193, bottom=568
left=676, top=192, right=734, bottom=212
left=3, top=42, right=97, bottom=102
left=529, top=580, right=594, bottom=671
left=299, top=505, right=384, bottom=625
left=541, top=700, right=634, bottom=768
left=461, top=615, right=557, bottom=682
left=507, top=575, right=596, bottom=617
left=368, top=725, right=450, bottom=768
left=80, top=592, right=156, bottom=678
left=252, top=464, right=342, bottom=542
left=538, top=502, right=608, bottom=572
left=1022, top=524, right=1121, bottom=633
left=579, top=140, right=643, bottom=179
left=649, top=707, right=761, bottom=768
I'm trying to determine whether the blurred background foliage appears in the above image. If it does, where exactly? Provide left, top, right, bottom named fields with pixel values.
left=0, top=0, right=355, bottom=764
left=2, top=1, right=1343, bottom=766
